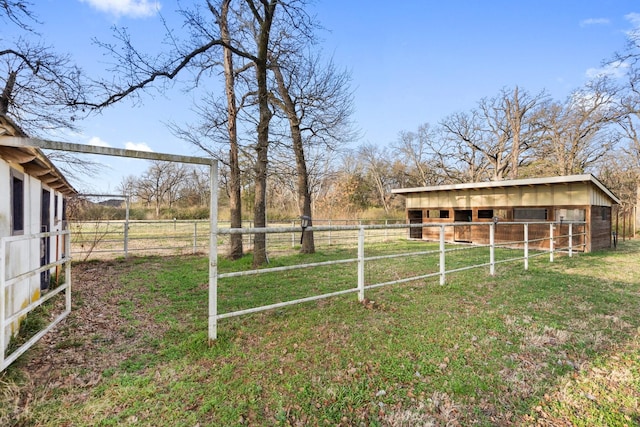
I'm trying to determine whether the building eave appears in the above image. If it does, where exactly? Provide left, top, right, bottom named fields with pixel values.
left=392, top=174, right=620, bottom=205
left=0, top=116, right=77, bottom=196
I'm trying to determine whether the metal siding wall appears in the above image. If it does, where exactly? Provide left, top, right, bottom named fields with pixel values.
left=404, top=183, right=594, bottom=210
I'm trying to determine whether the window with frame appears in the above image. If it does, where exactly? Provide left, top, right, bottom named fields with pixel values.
left=10, top=170, right=24, bottom=234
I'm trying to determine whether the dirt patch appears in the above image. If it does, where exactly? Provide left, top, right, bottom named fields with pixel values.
left=2, top=260, right=169, bottom=425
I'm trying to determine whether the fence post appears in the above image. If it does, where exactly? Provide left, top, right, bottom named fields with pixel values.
left=291, top=220, right=295, bottom=248
left=568, top=223, right=573, bottom=257
left=385, top=219, right=388, bottom=240
left=358, top=226, right=365, bottom=302
left=124, top=195, right=130, bottom=258
left=0, top=238, right=5, bottom=367
left=524, top=223, right=529, bottom=271
left=193, top=222, right=198, bottom=254
left=65, top=231, right=72, bottom=314
left=208, top=160, right=219, bottom=343
left=439, top=225, right=446, bottom=285
left=549, top=223, right=554, bottom=263
left=328, top=219, right=332, bottom=246
left=490, top=222, right=495, bottom=276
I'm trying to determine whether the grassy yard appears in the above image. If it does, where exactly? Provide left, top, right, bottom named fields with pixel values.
left=2, top=240, right=640, bottom=426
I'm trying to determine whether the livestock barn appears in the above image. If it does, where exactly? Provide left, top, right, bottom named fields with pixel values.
left=0, top=115, right=76, bottom=354
left=392, top=174, right=620, bottom=253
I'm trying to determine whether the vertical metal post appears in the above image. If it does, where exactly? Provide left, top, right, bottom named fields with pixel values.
left=549, top=223, right=554, bottom=263
left=328, top=219, right=332, bottom=246
left=357, top=226, right=365, bottom=302
left=208, top=160, right=219, bottom=343
left=65, top=230, right=72, bottom=315
left=489, top=222, right=495, bottom=276
left=291, top=220, right=295, bottom=248
left=524, top=223, right=529, bottom=271
left=193, top=222, right=198, bottom=254
left=0, top=238, right=5, bottom=368
left=568, top=223, right=573, bottom=258
left=439, top=225, right=446, bottom=285
left=124, top=195, right=130, bottom=258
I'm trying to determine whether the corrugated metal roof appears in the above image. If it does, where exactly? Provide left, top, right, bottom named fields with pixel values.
left=392, top=174, right=620, bottom=205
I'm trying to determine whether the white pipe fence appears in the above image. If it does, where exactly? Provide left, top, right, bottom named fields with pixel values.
left=208, top=221, right=586, bottom=340
left=1, top=230, right=72, bottom=371
left=68, top=218, right=407, bottom=260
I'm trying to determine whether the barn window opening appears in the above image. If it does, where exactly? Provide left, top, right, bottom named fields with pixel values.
left=10, top=169, right=24, bottom=235
left=555, top=208, right=585, bottom=222
left=427, top=209, right=450, bottom=219
left=478, top=209, right=494, bottom=219
left=513, top=208, right=547, bottom=221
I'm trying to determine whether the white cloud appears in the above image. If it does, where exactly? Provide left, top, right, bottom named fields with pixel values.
left=585, top=60, right=629, bottom=79
left=579, top=18, right=610, bottom=27
left=88, top=136, right=111, bottom=147
left=79, top=0, right=161, bottom=18
left=625, top=12, right=640, bottom=28
left=125, top=141, right=153, bottom=152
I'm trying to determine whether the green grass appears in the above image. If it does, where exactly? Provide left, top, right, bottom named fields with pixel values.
left=3, top=240, right=640, bottom=426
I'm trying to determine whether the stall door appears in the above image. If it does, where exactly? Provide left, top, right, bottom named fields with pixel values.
left=408, top=210, right=423, bottom=239
left=454, top=209, right=472, bottom=242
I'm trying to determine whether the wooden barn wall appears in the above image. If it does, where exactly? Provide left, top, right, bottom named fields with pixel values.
left=590, top=205, right=612, bottom=251
left=415, top=211, right=587, bottom=251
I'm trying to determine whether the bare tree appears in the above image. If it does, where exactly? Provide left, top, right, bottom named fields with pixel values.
left=393, top=123, right=451, bottom=186
left=439, top=111, right=490, bottom=182
left=439, top=87, right=546, bottom=181
left=535, top=79, right=619, bottom=175
left=136, top=161, right=187, bottom=217
left=0, top=1, right=103, bottom=181
left=0, top=0, right=37, bottom=31
left=85, top=0, right=315, bottom=266
left=269, top=51, right=355, bottom=253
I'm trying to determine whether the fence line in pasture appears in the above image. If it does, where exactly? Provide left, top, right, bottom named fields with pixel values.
left=68, top=218, right=407, bottom=260
left=207, top=221, right=586, bottom=340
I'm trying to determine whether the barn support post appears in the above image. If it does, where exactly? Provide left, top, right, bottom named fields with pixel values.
left=357, top=226, right=365, bottom=302
left=489, top=222, right=495, bottom=276
left=439, top=225, right=446, bottom=285
left=524, top=223, right=529, bottom=271
left=208, top=160, right=219, bottom=343
left=549, top=223, right=555, bottom=263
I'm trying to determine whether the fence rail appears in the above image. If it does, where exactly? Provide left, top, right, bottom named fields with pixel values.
left=208, top=221, right=586, bottom=340
left=1, top=230, right=72, bottom=371
left=68, top=218, right=407, bottom=260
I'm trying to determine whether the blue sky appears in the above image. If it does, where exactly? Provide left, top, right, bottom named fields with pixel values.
left=8, top=0, right=640, bottom=192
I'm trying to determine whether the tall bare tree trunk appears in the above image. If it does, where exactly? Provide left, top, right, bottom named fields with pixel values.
left=251, top=0, right=277, bottom=267
left=220, top=0, right=243, bottom=260
left=272, top=65, right=315, bottom=253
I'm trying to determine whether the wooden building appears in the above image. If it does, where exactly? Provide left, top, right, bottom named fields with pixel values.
left=1, top=115, right=76, bottom=354
left=392, top=174, right=620, bottom=252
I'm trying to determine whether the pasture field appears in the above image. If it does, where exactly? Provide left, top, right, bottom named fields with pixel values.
left=2, top=239, right=639, bottom=426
